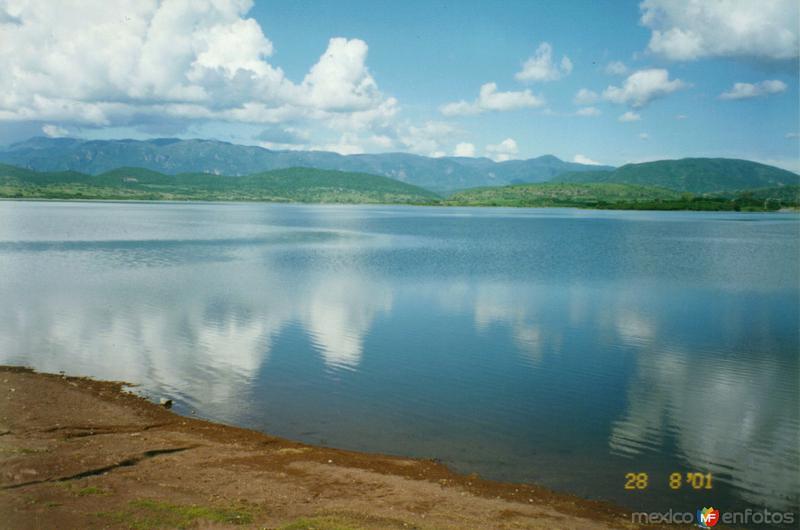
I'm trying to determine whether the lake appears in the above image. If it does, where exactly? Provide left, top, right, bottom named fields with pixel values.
left=0, top=200, right=798, bottom=515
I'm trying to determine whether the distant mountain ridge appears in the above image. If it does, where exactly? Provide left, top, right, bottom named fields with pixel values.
left=0, top=163, right=439, bottom=204
left=551, top=158, right=799, bottom=193
left=0, top=137, right=613, bottom=193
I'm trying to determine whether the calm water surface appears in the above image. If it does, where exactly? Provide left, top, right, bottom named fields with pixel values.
left=1, top=201, right=798, bottom=515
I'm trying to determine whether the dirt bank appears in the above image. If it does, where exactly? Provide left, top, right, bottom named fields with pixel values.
left=0, top=366, right=648, bottom=529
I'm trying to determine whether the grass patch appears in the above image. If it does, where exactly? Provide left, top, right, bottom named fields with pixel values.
left=77, top=486, right=107, bottom=496
left=97, top=499, right=253, bottom=529
left=279, top=513, right=417, bottom=530
left=281, top=516, right=362, bottom=530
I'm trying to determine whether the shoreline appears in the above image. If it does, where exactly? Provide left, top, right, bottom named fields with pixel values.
left=1, top=196, right=798, bottom=214
left=0, top=365, right=652, bottom=529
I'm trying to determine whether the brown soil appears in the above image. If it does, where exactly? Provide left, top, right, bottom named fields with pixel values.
left=0, top=366, right=649, bottom=529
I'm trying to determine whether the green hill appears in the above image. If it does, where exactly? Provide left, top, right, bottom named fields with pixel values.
left=551, top=158, right=799, bottom=193
left=3, top=163, right=796, bottom=211
left=0, top=164, right=440, bottom=204
left=447, top=182, right=681, bottom=207
left=710, top=184, right=800, bottom=202
left=446, top=182, right=798, bottom=211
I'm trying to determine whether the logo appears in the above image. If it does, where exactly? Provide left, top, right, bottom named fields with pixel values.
left=697, top=507, right=720, bottom=528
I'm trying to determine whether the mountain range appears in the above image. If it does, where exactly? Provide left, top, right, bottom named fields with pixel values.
left=0, top=137, right=613, bottom=193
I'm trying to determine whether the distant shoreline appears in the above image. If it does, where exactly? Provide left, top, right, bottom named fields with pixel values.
left=0, top=365, right=634, bottom=529
left=2, top=196, right=799, bottom=214
left=3, top=159, right=798, bottom=212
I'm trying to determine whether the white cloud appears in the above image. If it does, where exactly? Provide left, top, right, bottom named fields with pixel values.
left=41, top=124, right=68, bottom=138
left=573, top=154, right=602, bottom=165
left=440, top=82, right=544, bottom=116
left=321, top=97, right=399, bottom=134
left=515, top=42, right=573, bottom=82
left=605, top=61, right=628, bottom=75
left=313, top=135, right=367, bottom=155
left=438, top=101, right=477, bottom=117
left=676, top=114, right=688, bottom=120
left=454, top=142, right=476, bottom=157
left=573, top=88, right=599, bottom=105
left=0, top=0, right=397, bottom=147
left=397, top=120, right=458, bottom=157
left=640, top=0, right=799, bottom=61
left=786, top=132, right=799, bottom=139
left=618, top=111, right=641, bottom=122
left=719, top=80, right=787, bottom=100
left=478, top=83, right=545, bottom=111
left=639, top=132, right=650, bottom=140
left=300, top=38, right=383, bottom=111
left=603, top=68, right=687, bottom=108
left=0, top=0, right=278, bottom=123
left=575, top=107, right=601, bottom=117
left=485, top=138, right=518, bottom=162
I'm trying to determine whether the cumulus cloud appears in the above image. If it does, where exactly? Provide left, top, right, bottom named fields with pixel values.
left=397, top=121, right=459, bottom=157
left=574, top=88, right=599, bottom=105
left=485, top=138, right=519, bottom=162
left=639, top=132, right=650, bottom=140
left=300, top=111, right=459, bottom=156
left=312, top=133, right=379, bottom=155
left=300, top=38, right=383, bottom=112
left=41, top=124, right=69, bottom=138
left=618, top=111, right=642, bottom=122
left=440, top=82, right=544, bottom=116
left=676, top=114, right=688, bottom=120
left=605, top=61, right=628, bottom=75
left=786, top=132, right=799, bottom=139
left=0, top=0, right=396, bottom=142
left=603, top=69, right=687, bottom=108
left=640, top=0, right=799, bottom=61
left=719, top=80, right=787, bottom=100
left=515, top=42, right=573, bottom=82
left=573, top=154, right=602, bottom=165
left=454, top=142, right=476, bottom=157
left=575, top=107, right=601, bottom=117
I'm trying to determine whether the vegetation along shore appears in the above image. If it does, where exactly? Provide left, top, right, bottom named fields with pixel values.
left=1, top=158, right=798, bottom=212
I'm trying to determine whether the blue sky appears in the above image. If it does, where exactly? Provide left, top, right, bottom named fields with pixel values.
left=0, top=0, right=798, bottom=170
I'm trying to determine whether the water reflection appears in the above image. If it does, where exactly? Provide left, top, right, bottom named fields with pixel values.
left=611, top=344, right=799, bottom=510
left=473, top=283, right=549, bottom=363
left=0, top=248, right=393, bottom=414
left=304, top=276, right=393, bottom=370
left=605, top=287, right=799, bottom=510
left=0, top=201, right=798, bottom=514
left=431, top=278, right=799, bottom=510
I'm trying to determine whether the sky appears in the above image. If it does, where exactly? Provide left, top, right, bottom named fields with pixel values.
left=0, top=0, right=798, bottom=170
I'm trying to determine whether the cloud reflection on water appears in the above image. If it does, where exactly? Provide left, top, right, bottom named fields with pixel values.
left=0, top=257, right=393, bottom=412
left=1, top=202, right=797, bottom=513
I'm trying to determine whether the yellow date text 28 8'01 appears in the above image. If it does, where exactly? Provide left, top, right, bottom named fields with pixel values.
left=624, top=472, right=713, bottom=490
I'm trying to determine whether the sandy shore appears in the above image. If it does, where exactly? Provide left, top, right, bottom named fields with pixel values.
left=0, top=366, right=650, bottom=529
